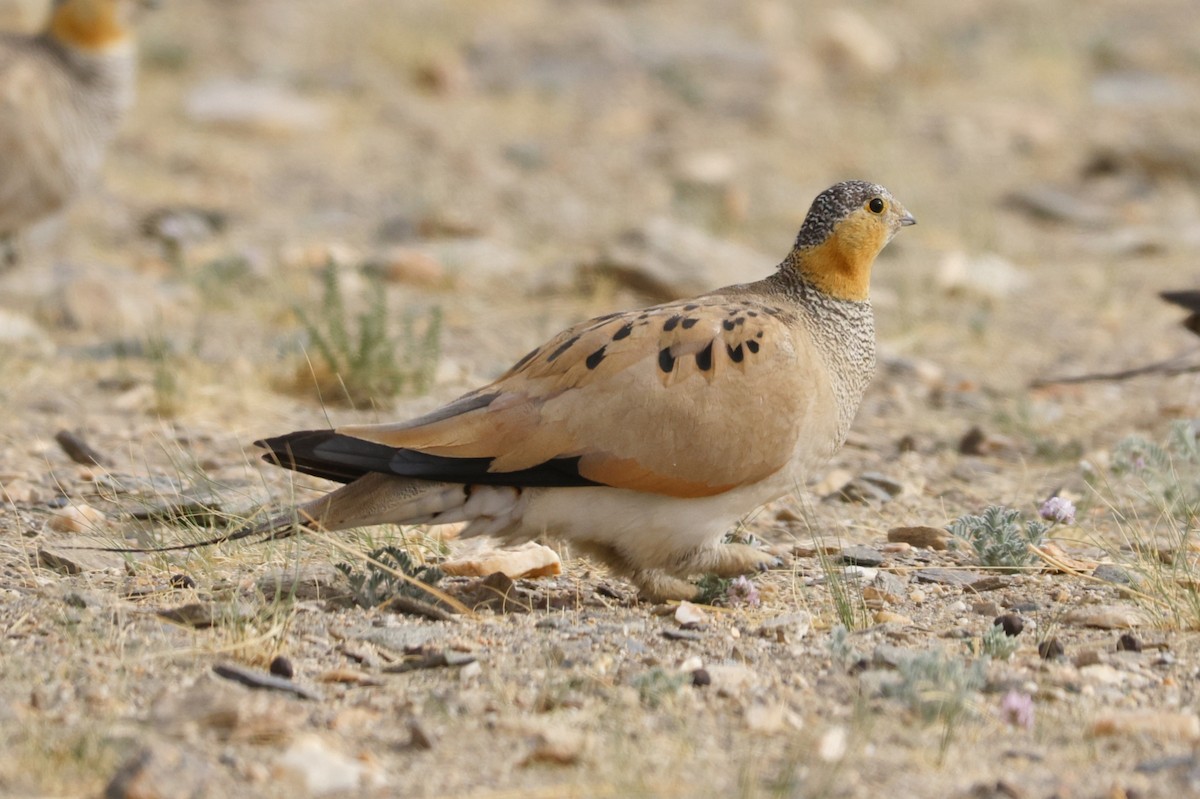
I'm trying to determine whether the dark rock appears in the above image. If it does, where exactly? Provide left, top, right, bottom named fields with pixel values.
left=212, top=663, right=322, bottom=701
left=994, top=614, right=1025, bottom=637
left=1117, top=633, right=1142, bottom=653
left=839, top=546, right=884, bottom=568
left=914, top=568, right=979, bottom=586
left=887, top=525, right=951, bottom=550
left=269, top=656, right=295, bottom=679
left=1038, top=638, right=1065, bottom=660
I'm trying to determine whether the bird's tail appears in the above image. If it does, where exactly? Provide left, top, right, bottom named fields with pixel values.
left=68, top=472, right=526, bottom=554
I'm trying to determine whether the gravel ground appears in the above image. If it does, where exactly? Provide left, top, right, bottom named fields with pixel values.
left=4, top=1, right=1200, bottom=797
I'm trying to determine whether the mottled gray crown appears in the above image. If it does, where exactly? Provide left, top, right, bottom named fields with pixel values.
left=793, top=180, right=886, bottom=249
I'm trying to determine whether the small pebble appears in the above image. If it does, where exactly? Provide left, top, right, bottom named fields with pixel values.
left=873, top=610, right=913, bottom=626
left=674, top=600, right=707, bottom=629
left=169, top=574, right=197, bottom=590
left=995, top=614, right=1025, bottom=637
left=1117, top=633, right=1142, bottom=653
left=839, top=545, right=884, bottom=567
left=269, top=656, right=295, bottom=679
left=1038, top=638, right=1065, bottom=660
left=47, top=503, right=107, bottom=533
left=691, top=668, right=712, bottom=687
left=886, top=525, right=950, bottom=551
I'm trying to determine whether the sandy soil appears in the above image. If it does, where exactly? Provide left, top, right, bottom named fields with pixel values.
left=4, top=1, right=1200, bottom=797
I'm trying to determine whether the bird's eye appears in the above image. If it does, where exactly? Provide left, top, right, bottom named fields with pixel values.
left=868, top=197, right=886, bottom=214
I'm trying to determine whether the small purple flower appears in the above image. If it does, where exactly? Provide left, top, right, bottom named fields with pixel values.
left=1039, top=496, right=1076, bottom=525
left=726, top=576, right=761, bottom=608
left=999, top=690, right=1035, bottom=730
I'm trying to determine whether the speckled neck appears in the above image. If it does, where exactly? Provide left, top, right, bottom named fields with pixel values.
left=765, top=268, right=876, bottom=445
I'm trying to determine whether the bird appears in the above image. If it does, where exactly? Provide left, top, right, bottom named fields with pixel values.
left=149, top=180, right=914, bottom=601
left=0, top=0, right=148, bottom=265
left=1161, top=290, right=1200, bottom=337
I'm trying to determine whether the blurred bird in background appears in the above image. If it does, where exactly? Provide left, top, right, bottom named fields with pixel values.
left=0, top=0, right=150, bottom=266
left=1161, top=290, right=1200, bottom=338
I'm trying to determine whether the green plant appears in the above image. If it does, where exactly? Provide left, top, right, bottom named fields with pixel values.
left=1088, top=421, right=1200, bottom=630
left=978, top=623, right=1019, bottom=660
left=827, top=624, right=857, bottom=667
left=694, top=574, right=731, bottom=605
left=296, top=262, right=442, bottom=407
left=947, top=505, right=1048, bottom=572
left=1112, top=420, right=1200, bottom=523
left=145, top=333, right=180, bottom=417
left=630, top=667, right=687, bottom=709
left=887, top=650, right=985, bottom=762
left=816, top=546, right=870, bottom=630
left=335, top=545, right=444, bottom=608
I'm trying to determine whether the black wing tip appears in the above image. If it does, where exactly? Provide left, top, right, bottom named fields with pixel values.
left=255, top=428, right=604, bottom=488
left=1161, top=290, right=1200, bottom=309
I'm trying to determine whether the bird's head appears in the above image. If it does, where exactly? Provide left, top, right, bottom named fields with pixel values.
left=788, top=180, right=915, bottom=302
left=47, top=0, right=155, bottom=53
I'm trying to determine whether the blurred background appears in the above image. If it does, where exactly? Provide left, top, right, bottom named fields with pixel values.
left=1, top=0, right=1199, bottom=477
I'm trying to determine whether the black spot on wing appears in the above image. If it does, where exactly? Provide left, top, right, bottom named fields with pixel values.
left=547, top=334, right=580, bottom=362
left=746, top=339, right=760, bottom=354
left=681, top=317, right=698, bottom=329
left=585, top=345, right=607, bottom=370
left=722, top=319, right=735, bottom=331
left=663, top=315, right=683, bottom=332
left=612, top=322, right=633, bottom=341
left=727, top=343, right=744, bottom=363
left=695, top=342, right=713, bottom=371
left=683, top=303, right=699, bottom=311
left=510, top=348, right=540, bottom=372
left=658, top=348, right=675, bottom=373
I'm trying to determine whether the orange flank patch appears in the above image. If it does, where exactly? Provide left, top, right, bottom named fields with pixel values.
left=578, top=454, right=740, bottom=498
left=50, top=0, right=131, bottom=51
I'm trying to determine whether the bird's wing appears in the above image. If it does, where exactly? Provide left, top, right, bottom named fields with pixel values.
left=0, top=40, right=72, bottom=230
left=316, top=293, right=836, bottom=499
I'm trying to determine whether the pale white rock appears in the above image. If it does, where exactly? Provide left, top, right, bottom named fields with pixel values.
left=186, top=79, right=331, bottom=134
left=675, top=150, right=737, bottom=186
left=589, top=217, right=773, bottom=302
left=48, top=503, right=108, bottom=533
left=745, top=702, right=786, bottom=734
left=705, top=664, right=757, bottom=698
left=818, top=9, right=900, bottom=76
left=1, top=478, right=41, bottom=504
left=758, top=612, right=811, bottom=642
left=0, top=309, right=51, bottom=352
left=1064, top=605, right=1149, bottom=629
left=675, top=600, right=708, bottom=628
left=273, top=734, right=386, bottom=796
left=937, top=251, right=1031, bottom=299
left=441, top=542, right=562, bottom=579
left=817, top=726, right=848, bottom=762
left=1092, top=710, right=1200, bottom=741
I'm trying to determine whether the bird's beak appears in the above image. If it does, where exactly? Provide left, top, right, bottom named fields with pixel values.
left=899, top=214, right=917, bottom=227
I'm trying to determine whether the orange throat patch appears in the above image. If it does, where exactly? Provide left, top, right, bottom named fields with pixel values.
left=792, top=217, right=888, bottom=302
left=49, top=2, right=132, bottom=52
